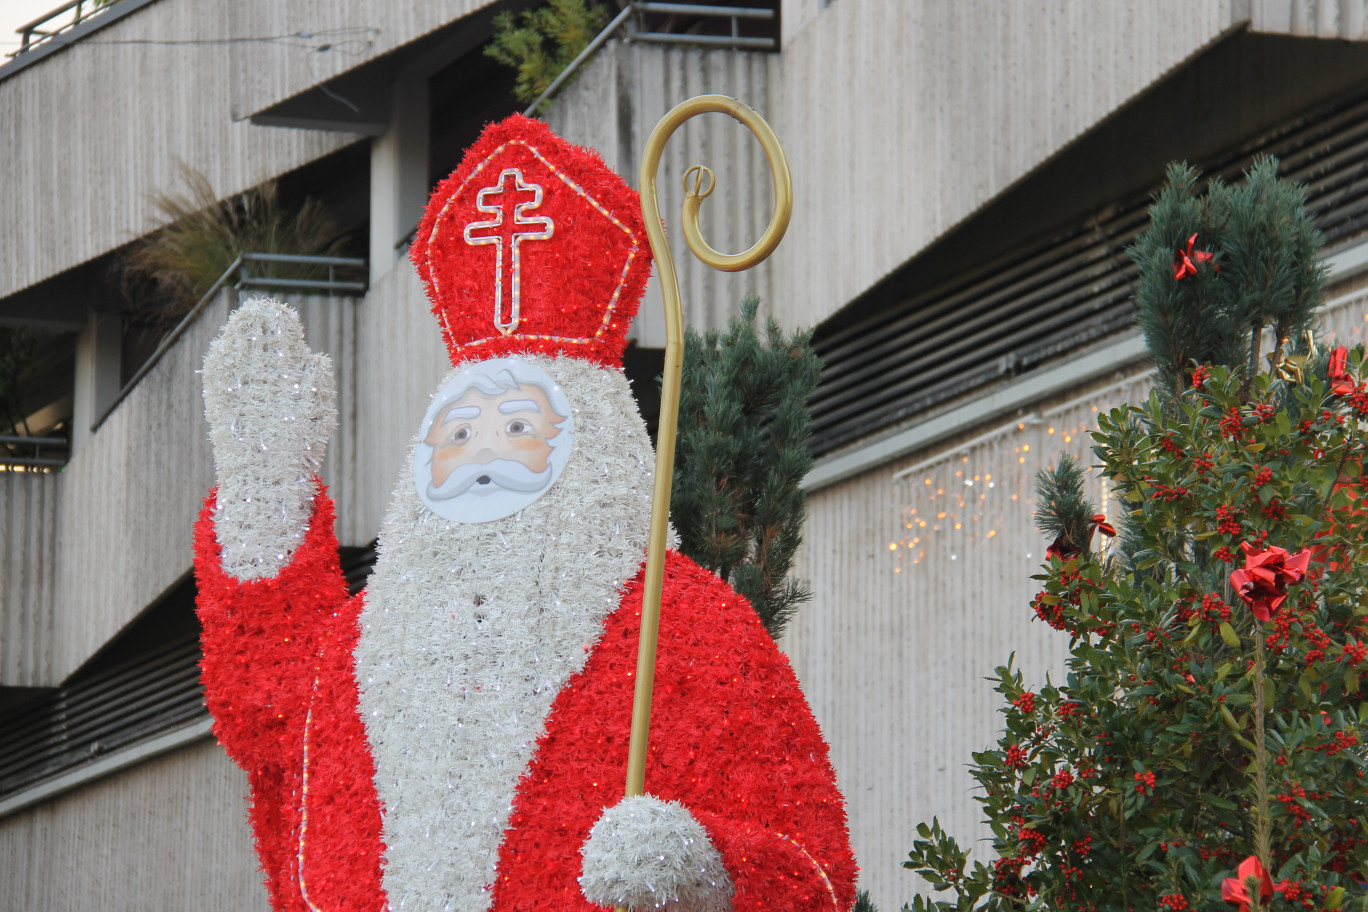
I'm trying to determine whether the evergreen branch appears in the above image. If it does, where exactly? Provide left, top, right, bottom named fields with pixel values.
left=671, top=297, right=819, bottom=641
left=1034, top=454, right=1096, bottom=557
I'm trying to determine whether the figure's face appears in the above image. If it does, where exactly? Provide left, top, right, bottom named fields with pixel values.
left=413, top=359, right=573, bottom=524
left=424, top=384, right=562, bottom=485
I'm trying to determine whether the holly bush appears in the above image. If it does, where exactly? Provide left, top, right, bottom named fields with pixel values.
left=905, top=359, right=1368, bottom=912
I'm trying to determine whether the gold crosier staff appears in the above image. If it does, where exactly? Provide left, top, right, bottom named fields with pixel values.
left=618, top=94, right=792, bottom=911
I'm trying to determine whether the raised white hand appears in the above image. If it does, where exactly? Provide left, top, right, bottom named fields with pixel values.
left=201, top=298, right=337, bottom=580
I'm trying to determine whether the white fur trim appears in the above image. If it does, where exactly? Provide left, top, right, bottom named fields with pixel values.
left=580, top=795, right=733, bottom=912
left=201, top=298, right=336, bottom=580
left=355, top=355, right=656, bottom=912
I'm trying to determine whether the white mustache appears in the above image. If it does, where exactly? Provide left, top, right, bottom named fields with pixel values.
left=427, top=457, right=552, bottom=499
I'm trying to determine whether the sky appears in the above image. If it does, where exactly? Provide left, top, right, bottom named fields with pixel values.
left=0, top=0, right=105, bottom=56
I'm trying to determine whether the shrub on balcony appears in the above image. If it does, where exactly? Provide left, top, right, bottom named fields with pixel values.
left=120, top=166, right=348, bottom=329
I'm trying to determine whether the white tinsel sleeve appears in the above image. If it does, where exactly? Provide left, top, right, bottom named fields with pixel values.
left=201, top=298, right=337, bottom=581
left=580, top=794, right=734, bottom=912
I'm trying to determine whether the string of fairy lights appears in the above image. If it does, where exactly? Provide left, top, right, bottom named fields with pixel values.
left=887, top=375, right=1151, bottom=574
left=879, top=291, right=1368, bottom=575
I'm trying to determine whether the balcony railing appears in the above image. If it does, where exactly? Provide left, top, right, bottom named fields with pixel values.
left=90, top=252, right=365, bottom=434
left=10, top=0, right=117, bottom=57
left=523, top=1, right=779, bottom=115
left=0, top=435, right=67, bottom=471
left=627, top=2, right=777, bottom=50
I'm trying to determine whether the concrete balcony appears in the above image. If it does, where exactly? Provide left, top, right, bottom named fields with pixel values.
left=0, top=287, right=372, bottom=686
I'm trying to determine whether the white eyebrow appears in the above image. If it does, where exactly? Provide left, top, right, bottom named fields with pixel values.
left=440, top=405, right=481, bottom=422
left=497, top=399, right=542, bottom=415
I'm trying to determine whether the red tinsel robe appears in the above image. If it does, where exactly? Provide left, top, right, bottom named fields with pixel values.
left=195, top=485, right=857, bottom=912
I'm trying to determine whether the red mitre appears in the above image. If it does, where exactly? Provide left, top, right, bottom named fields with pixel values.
left=412, top=115, right=650, bottom=370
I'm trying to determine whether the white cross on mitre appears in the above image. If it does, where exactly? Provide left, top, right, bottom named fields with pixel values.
left=462, top=168, right=556, bottom=335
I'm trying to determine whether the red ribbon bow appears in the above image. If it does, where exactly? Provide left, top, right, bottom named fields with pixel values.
left=1221, top=856, right=1289, bottom=912
left=1045, top=537, right=1073, bottom=561
left=1173, top=232, right=1217, bottom=281
left=1229, top=542, right=1312, bottom=622
left=1045, top=514, right=1116, bottom=561
left=1328, top=345, right=1355, bottom=396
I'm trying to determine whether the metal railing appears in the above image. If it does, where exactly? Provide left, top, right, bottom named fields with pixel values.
left=10, top=0, right=114, bottom=58
left=237, top=252, right=368, bottom=295
left=523, top=1, right=777, bottom=116
left=90, top=252, right=366, bottom=433
left=0, top=435, right=68, bottom=470
left=627, top=3, right=776, bottom=49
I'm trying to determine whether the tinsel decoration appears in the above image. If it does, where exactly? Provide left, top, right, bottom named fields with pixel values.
left=195, top=112, right=856, bottom=912
left=195, top=488, right=386, bottom=912
left=411, top=114, right=650, bottom=370
left=496, top=551, right=858, bottom=912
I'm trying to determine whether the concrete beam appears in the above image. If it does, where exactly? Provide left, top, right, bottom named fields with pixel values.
left=369, top=76, right=431, bottom=283
left=70, top=311, right=122, bottom=454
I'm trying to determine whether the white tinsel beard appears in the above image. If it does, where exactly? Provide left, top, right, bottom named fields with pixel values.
left=354, top=355, right=656, bottom=912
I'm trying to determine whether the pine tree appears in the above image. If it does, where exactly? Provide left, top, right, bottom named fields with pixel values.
left=671, top=297, right=822, bottom=641
left=1132, top=157, right=1325, bottom=402
left=905, top=161, right=1368, bottom=912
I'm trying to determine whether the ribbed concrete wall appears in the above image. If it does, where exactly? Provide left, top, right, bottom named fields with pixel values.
left=766, top=0, right=1239, bottom=329
left=0, top=739, right=267, bottom=911
left=346, top=262, right=451, bottom=544
left=10, top=0, right=1365, bottom=321
left=786, top=370, right=1150, bottom=909
left=545, top=2, right=1247, bottom=334
left=1249, top=0, right=1368, bottom=38
left=51, top=291, right=357, bottom=683
left=1318, top=282, right=1368, bottom=345
left=545, top=43, right=775, bottom=346
left=780, top=0, right=828, bottom=45
left=226, top=0, right=501, bottom=117
left=0, top=0, right=352, bottom=303
left=0, top=471, right=58, bottom=687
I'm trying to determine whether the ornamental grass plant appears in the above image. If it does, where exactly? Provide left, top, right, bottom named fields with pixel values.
left=120, top=166, right=349, bottom=332
left=904, top=160, right=1368, bottom=911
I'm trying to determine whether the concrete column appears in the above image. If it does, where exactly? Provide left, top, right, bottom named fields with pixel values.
left=369, top=75, right=431, bottom=283
left=71, top=310, right=121, bottom=455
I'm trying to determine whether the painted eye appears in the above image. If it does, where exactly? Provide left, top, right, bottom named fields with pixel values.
left=449, top=426, right=471, bottom=443
left=507, top=419, right=530, bottom=435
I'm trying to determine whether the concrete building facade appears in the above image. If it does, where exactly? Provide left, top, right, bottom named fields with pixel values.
left=6, top=1, right=1368, bottom=908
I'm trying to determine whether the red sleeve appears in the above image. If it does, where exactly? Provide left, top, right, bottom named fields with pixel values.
left=193, top=482, right=352, bottom=773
